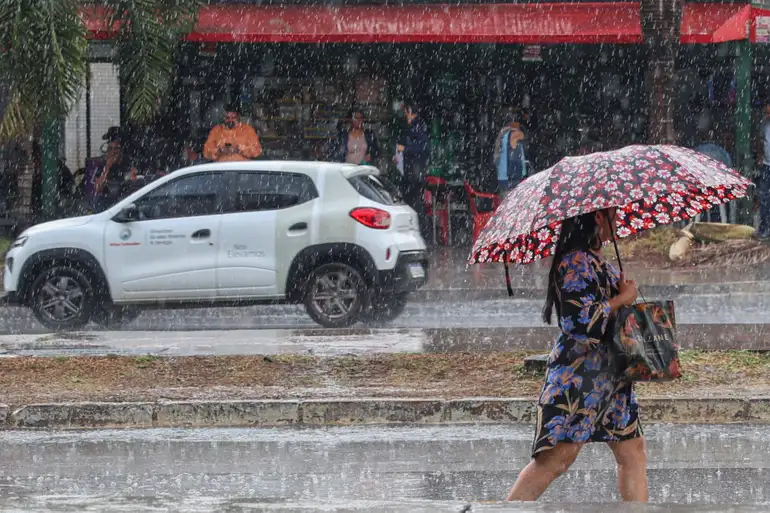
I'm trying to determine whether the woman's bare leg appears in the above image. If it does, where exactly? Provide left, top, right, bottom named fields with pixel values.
left=506, top=442, right=583, bottom=501
left=608, top=437, right=648, bottom=502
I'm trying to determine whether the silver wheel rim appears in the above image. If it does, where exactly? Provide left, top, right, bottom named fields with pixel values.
left=38, top=275, right=85, bottom=322
left=310, top=269, right=359, bottom=321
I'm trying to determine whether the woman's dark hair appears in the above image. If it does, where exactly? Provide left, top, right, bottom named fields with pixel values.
left=542, top=211, right=603, bottom=325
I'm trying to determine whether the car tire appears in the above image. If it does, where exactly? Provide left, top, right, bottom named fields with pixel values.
left=303, top=262, right=366, bottom=328
left=29, top=265, right=95, bottom=332
left=361, top=293, right=409, bottom=325
left=92, top=306, right=141, bottom=329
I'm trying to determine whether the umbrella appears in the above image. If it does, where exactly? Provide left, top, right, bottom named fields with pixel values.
left=469, top=144, right=753, bottom=274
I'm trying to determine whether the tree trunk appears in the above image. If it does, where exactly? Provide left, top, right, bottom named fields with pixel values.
left=642, top=0, right=682, bottom=145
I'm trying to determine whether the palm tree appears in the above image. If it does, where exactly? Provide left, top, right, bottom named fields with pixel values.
left=0, top=0, right=200, bottom=218
left=641, top=0, right=682, bottom=145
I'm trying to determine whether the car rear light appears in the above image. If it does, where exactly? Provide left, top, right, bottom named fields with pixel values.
left=350, top=207, right=391, bottom=230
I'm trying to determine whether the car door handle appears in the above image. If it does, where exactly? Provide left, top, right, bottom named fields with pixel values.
left=289, top=222, right=308, bottom=231
left=192, top=229, right=211, bottom=239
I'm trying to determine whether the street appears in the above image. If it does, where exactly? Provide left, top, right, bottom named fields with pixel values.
left=1, top=292, right=769, bottom=334
left=0, top=292, right=769, bottom=357
left=0, top=424, right=768, bottom=511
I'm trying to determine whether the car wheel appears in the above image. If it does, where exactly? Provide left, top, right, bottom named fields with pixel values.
left=29, top=265, right=94, bottom=331
left=92, top=306, right=141, bottom=329
left=362, top=293, right=409, bottom=325
left=303, top=263, right=366, bottom=328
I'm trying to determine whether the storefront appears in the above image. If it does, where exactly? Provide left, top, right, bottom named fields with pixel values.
left=82, top=2, right=653, bottom=188
left=74, top=1, right=770, bottom=229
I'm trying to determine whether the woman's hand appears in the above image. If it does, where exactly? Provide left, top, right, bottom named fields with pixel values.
left=609, top=274, right=638, bottom=312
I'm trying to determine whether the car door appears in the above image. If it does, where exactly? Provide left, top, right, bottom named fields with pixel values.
left=104, top=171, right=227, bottom=302
left=216, top=170, right=318, bottom=299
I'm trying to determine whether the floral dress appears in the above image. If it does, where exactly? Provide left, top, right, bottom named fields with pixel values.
left=532, top=249, right=642, bottom=457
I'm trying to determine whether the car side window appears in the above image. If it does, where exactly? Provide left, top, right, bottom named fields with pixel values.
left=135, top=173, right=226, bottom=220
left=234, top=172, right=318, bottom=212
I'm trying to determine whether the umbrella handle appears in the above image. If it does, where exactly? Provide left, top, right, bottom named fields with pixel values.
left=504, top=252, right=513, bottom=297
left=608, top=222, right=624, bottom=275
left=608, top=217, right=647, bottom=304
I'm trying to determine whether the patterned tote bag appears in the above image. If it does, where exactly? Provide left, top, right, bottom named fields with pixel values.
left=610, top=300, right=682, bottom=382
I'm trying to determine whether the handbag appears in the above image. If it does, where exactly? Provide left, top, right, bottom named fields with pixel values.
left=610, top=300, right=682, bottom=382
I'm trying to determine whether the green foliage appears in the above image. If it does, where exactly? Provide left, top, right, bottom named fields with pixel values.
left=0, top=0, right=88, bottom=139
left=0, top=0, right=200, bottom=141
left=105, top=0, right=200, bottom=123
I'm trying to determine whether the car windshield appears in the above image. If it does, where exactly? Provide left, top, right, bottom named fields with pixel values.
left=347, top=174, right=403, bottom=205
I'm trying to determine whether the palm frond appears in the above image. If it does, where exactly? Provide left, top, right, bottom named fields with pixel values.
left=0, top=0, right=88, bottom=140
left=105, top=0, right=201, bottom=123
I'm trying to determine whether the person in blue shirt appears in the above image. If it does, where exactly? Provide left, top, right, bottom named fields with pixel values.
left=494, top=115, right=528, bottom=193
left=694, top=130, right=732, bottom=223
left=694, top=131, right=732, bottom=168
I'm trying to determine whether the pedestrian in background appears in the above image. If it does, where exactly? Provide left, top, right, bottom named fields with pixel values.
left=694, top=129, right=732, bottom=223
left=397, top=102, right=430, bottom=240
left=93, top=127, right=139, bottom=212
left=203, top=104, right=262, bottom=162
left=332, top=109, right=380, bottom=164
left=494, top=114, right=528, bottom=193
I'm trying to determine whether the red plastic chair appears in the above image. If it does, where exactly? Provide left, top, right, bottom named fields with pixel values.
left=464, top=181, right=501, bottom=244
left=424, top=176, right=450, bottom=245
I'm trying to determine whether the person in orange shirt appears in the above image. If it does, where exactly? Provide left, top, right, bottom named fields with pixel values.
left=203, top=105, right=262, bottom=162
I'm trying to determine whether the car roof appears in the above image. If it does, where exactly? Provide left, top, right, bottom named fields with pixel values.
left=171, top=161, right=378, bottom=178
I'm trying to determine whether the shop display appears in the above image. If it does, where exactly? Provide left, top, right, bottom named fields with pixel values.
left=250, top=76, right=390, bottom=162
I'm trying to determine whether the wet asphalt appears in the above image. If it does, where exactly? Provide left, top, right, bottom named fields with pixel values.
left=2, top=293, right=769, bottom=335
left=0, top=293, right=769, bottom=356
left=0, top=424, right=767, bottom=511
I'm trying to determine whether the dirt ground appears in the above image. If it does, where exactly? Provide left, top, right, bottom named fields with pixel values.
left=609, top=227, right=770, bottom=269
left=2, top=350, right=769, bottom=405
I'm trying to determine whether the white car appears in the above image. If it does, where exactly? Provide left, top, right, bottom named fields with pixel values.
left=2, top=161, right=428, bottom=330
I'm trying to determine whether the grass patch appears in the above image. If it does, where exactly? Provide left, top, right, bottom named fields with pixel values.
left=1, top=351, right=769, bottom=404
left=134, top=354, right=161, bottom=369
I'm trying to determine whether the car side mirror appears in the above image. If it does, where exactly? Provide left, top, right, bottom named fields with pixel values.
left=113, top=204, right=139, bottom=223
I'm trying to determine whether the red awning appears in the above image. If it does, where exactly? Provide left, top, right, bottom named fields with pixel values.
left=82, top=3, right=770, bottom=46
left=83, top=3, right=642, bottom=45
left=681, top=4, right=751, bottom=44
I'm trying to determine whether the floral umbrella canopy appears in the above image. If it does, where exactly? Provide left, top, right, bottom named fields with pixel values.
left=469, top=145, right=754, bottom=266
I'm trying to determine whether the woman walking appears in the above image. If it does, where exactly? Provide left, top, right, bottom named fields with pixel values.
left=506, top=208, right=648, bottom=502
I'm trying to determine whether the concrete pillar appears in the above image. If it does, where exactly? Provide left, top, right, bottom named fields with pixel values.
left=734, top=40, right=753, bottom=224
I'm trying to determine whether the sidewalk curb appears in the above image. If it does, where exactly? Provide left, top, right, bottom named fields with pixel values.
left=2, top=397, right=768, bottom=430
left=411, top=281, right=770, bottom=302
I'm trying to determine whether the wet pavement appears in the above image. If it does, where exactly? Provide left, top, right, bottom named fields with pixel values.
left=0, top=424, right=768, bottom=511
left=1, top=292, right=769, bottom=336
left=0, top=498, right=766, bottom=513
left=427, top=247, right=770, bottom=290
left=2, top=323, right=769, bottom=357
left=1, top=292, right=769, bottom=356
